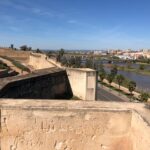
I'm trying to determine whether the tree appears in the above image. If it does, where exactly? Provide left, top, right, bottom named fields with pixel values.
left=75, top=57, right=81, bottom=68
left=68, top=57, right=76, bottom=67
left=116, top=74, right=124, bottom=90
left=99, top=63, right=105, bottom=72
left=138, top=93, right=149, bottom=102
left=61, top=56, right=68, bottom=66
left=36, top=49, right=42, bottom=53
left=99, top=70, right=106, bottom=83
left=139, top=64, right=145, bottom=70
left=108, top=60, right=112, bottom=64
left=10, top=44, right=14, bottom=49
left=20, top=45, right=28, bottom=51
left=59, top=48, right=65, bottom=57
left=127, top=61, right=132, bottom=69
left=107, top=73, right=114, bottom=86
left=28, top=47, right=32, bottom=51
left=56, top=54, right=61, bottom=62
left=57, top=49, right=65, bottom=62
left=85, top=59, right=93, bottom=69
left=128, top=81, right=136, bottom=95
left=111, top=65, right=118, bottom=77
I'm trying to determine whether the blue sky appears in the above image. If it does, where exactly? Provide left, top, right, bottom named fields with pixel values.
left=0, top=0, right=150, bottom=49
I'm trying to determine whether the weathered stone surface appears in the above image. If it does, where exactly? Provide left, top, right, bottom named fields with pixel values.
left=0, top=100, right=150, bottom=150
left=0, top=68, right=73, bottom=99
left=28, top=53, right=56, bottom=69
left=67, top=68, right=97, bottom=100
left=0, top=48, right=30, bottom=62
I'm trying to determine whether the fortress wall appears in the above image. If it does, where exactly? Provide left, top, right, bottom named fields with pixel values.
left=0, top=49, right=30, bottom=62
left=0, top=100, right=150, bottom=150
left=28, top=54, right=97, bottom=101
left=0, top=68, right=73, bottom=99
left=130, top=111, right=150, bottom=150
left=0, top=100, right=133, bottom=150
left=67, top=68, right=97, bottom=100
left=28, top=53, right=56, bottom=69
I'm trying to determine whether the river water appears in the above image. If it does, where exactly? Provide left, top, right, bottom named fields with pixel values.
left=78, top=58, right=150, bottom=93
left=86, top=59, right=150, bottom=93
left=104, top=68, right=150, bottom=93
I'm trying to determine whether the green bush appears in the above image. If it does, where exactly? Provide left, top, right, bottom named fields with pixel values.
left=139, top=93, right=149, bottom=102
left=0, top=60, right=9, bottom=69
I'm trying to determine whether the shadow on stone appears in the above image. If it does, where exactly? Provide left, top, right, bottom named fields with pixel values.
left=0, top=67, right=73, bottom=100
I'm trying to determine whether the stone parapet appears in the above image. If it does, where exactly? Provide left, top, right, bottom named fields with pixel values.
left=0, top=68, right=73, bottom=99
left=0, top=100, right=150, bottom=150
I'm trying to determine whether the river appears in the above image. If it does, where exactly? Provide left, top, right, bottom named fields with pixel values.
left=104, top=68, right=150, bottom=93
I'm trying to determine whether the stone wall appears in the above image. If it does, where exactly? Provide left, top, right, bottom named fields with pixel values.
left=0, top=48, right=30, bottom=62
left=67, top=68, right=97, bottom=100
left=131, top=111, right=150, bottom=150
left=28, top=53, right=56, bottom=69
left=0, top=68, right=73, bottom=99
left=1, top=100, right=150, bottom=150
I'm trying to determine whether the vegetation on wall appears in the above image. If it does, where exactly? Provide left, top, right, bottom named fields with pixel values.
left=0, top=60, right=10, bottom=70
left=0, top=56, right=30, bottom=73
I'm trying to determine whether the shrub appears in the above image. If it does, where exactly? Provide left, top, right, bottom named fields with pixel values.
left=139, top=93, right=149, bottom=102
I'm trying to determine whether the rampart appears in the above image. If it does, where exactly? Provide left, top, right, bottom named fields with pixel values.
left=0, top=100, right=150, bottom=150
left=0, top=48, right=30, bottom=62
left=0, top=68, right=73, bottom=99
left=28, top=53, right=56, bottom=69
left=28, top=55, right=97, bottom=100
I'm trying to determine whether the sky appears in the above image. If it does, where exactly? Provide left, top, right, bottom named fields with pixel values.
left=0, top=0, right=150, bottom=50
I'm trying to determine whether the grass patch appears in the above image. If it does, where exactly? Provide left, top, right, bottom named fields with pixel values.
left=71, top=95, right=81, bottom=100
left=0, top=60, right=10, bottom=70
left=118, top=66, right=150, bottom=76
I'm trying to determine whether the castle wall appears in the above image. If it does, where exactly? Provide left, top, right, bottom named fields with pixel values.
left=28, top=53, right=56, bottom=69
left=0, top=48, right=30, bottom=62
left=0, top=68, right=73, bottom=99
left=0, top=100, right=133, bottom=150
left=0, top=100, right=150, bottom=150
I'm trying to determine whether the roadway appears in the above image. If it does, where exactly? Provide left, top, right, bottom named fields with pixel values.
left=97, top=84, right=128, bottom=102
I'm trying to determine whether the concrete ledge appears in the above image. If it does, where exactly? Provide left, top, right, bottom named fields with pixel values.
left=0, top=100, right=150, bottom=150
left=0, top=99, right=150, bottom=150
left=0, top=100, right=149, bottom=122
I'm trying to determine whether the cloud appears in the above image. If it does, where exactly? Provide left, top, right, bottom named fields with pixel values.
left=31, top=8, right=55, bottom=17
left=0, top=0, right=63, bottom=18
left=31, top=7, right=65, bottom=18
left=0, top=0, right=27, bottom=10
left=67, top=20, right=78, bottom=24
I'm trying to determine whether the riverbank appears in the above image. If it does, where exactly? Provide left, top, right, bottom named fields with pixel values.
left=118, top=66, right=150, bottom=76
left=104, top=63, right=150, bottom=76
left=136, top=62, right=150, bottom=65
left=99, top=79, right=150, bottom=102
